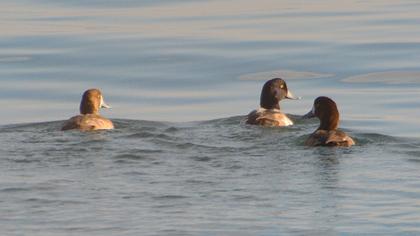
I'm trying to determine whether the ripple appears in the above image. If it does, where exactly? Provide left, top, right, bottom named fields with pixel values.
left=123, top=171, right=147, bottom=176
left=407, top=156, right=420, bottom=162
left=0, top=187, right=29, bottom=192
left=125, top=132, right=156, bottom=139
left=152, top=195, right=189, bottom=200
left=25, top=197, right=83, bottom=205
left=189, top=155, right=212, bottom=162
left=199, top=116, right=244, bottom=125
left=354, top=132, right=400, bottom=145
left=0, top=56, right=31, bottom=63
left=185, top=179, right=215, bottom=185
left=113, top=154, right=150, bottom=160
left=239, top=69, right=333, bottom=81
left=124, top=131, right=174, bottom=140
left=342, top=71, right=420, bottom=85
left=8, top=158, right=41, bottom=164
left=164, top=127, right=179, bottom=132
left=136, top=148, right=163, bottom=154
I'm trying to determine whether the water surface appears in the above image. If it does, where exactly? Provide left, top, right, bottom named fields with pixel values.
left=1, top=0, right=420, bottom=235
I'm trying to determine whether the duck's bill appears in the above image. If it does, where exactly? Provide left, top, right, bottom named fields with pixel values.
left=101, top=102, right=111, bottom=109
left=100, top=96, right=112, bottom=109
left=302, top=106, right=315, bottom=119
left=285, top=90, right=301, bottom=100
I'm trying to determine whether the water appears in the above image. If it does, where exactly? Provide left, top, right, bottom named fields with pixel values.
left=1, top=0, right=420, bottom=235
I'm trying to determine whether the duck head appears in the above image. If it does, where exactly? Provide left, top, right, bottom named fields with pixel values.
left=260, top=78, right=299, bottom=109
left=79, top=89, right=111, bottom=115
left=303, top=96, right=339, bottom=130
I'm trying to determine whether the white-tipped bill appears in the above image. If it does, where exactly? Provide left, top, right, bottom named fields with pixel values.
left=100, top=96, right=111, bottom=109
left=286, top=90, right=302, bottom=100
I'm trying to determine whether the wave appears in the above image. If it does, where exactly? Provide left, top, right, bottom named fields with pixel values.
left=1, top=117, right=419, bottom=155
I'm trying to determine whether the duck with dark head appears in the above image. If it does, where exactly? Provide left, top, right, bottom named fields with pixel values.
left=246, top=78, right=300, bottom=127
left=303, top=96, right=355, bottom=147
left=62, top=89, right=114, bottom=131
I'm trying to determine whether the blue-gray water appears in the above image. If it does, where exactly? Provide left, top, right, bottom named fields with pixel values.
left=1, top=0, right=420, bottom=235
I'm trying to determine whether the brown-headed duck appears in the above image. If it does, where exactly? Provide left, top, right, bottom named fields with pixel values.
left=303, top=96, right=355, bottom=147
left=62, top=89, right=114, bottom=131
left=246, top=78, right=300, bottom=127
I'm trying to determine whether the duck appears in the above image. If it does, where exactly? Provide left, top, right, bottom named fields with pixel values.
left=62, top=89, right=114, bottom=131
left=303, top=96, right=355, bottom=147
left=246, top=78, right=300, bottom=126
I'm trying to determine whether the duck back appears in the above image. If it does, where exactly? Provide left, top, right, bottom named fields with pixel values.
left=62, top=114, right=114, bottom=131
left=246, top=109, right=293, bottom=127
left=305, top=129, right=355, bottom=147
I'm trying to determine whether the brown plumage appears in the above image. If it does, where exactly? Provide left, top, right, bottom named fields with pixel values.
left=62, top=89, right=114, bottom=131
left=303, top=96, right=355, bottom=147
left=246, top=78, right=299, bottom=127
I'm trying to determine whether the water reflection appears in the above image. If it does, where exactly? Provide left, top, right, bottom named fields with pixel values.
left=239, top=69, right=333, bottom=81
left=312, top=148, right=341, bottom=188
left=1, top=0, right=420, bottom=134
left=343, top=71, right=420, bottom=84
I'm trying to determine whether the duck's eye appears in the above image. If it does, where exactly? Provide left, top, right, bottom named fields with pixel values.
left=280, top=85, right=284, bottom=89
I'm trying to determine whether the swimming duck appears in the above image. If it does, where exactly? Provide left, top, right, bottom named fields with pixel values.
left=246, top=78, right=299, bottom=126
left=303, top=96, right=355, bottom=147
left=62, top=89, right=114, bottom=131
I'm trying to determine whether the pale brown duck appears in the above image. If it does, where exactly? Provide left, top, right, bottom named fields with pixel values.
left=62, top=89, right=114, bottom=131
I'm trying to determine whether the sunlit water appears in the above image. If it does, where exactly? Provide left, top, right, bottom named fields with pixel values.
left=1, top=0, right=420, bottom=235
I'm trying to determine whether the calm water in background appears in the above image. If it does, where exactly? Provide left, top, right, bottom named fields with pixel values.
left=1, top=0, right=420, bottom=235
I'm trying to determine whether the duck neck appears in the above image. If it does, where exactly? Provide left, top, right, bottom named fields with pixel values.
left=318, top=113, right=339, bottom=131
left=260, top=95, right=280, bottom=110
left=261, top=103, right=280, bottom=110
left=80, top=101, right=99, bottom=115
